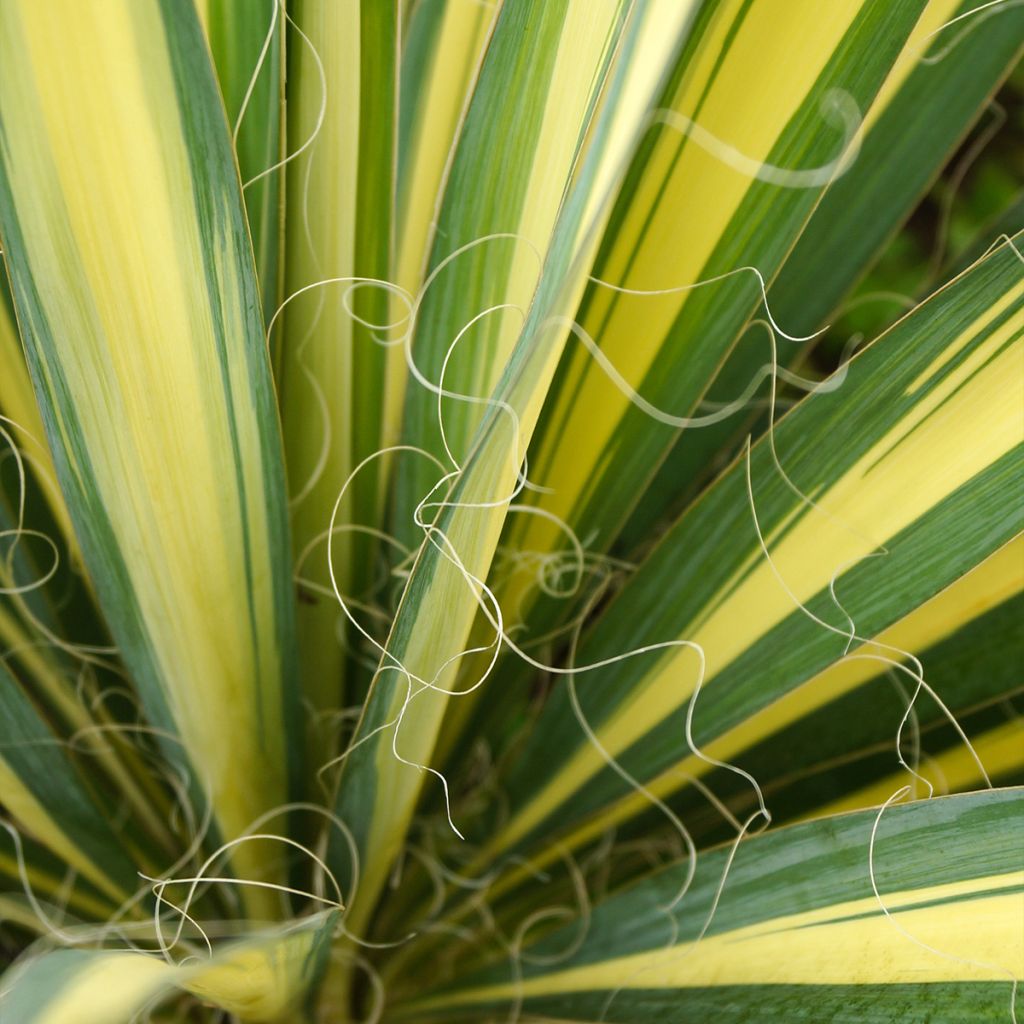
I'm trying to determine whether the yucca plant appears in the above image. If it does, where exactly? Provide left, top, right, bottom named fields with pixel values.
left=0, top=0, right=1021, bottom=1020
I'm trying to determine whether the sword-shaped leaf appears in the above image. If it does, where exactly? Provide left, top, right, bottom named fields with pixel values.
left=0, top=0, right=299, bottom=899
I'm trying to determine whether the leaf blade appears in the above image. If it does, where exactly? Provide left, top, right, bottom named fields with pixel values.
left=406, top=789, right=1024, bottom=1022
left=0, top=0, right=299, bottom=894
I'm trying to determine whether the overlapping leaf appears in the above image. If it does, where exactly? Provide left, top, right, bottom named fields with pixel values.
left=462, top=229, right=1024, bottom=899
left=328, top=0, right=700, bottom=938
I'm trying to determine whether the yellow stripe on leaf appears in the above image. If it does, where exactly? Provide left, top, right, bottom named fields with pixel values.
left=280, top=0, right=367, bottom=715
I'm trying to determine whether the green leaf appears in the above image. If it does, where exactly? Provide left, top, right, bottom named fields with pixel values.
left=0, top=0, right=299, bottom=903
left=0, top=910, right=337, bottom=1024
left=403, top=789, right=1023, bottom=1022
left=0, top=660, right=137, bottom=903
left=277, top=0, right=399, bottom=716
